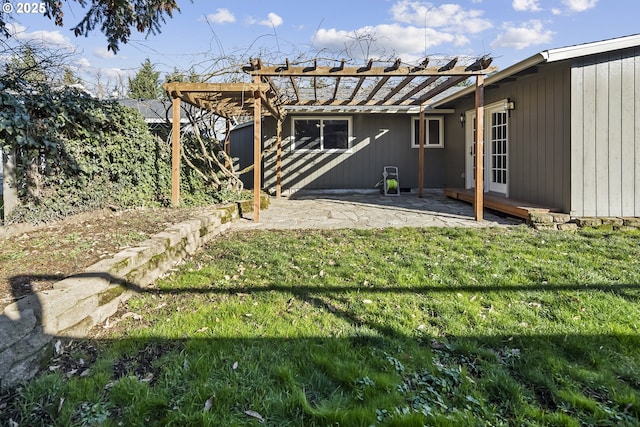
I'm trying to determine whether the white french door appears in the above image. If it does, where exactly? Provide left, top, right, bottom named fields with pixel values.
left=465, top=101, right=509, bottom=195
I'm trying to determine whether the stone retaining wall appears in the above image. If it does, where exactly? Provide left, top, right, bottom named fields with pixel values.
left=0, top=197, right=269, bottom=389
left=528, top=212, right=640, bottom=231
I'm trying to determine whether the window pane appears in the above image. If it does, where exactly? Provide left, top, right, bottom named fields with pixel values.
left=427, top=119, right=440, bottom=145
left=294, top=119, right=321, bottom=150
left=323, top=120, right=349, bottom=149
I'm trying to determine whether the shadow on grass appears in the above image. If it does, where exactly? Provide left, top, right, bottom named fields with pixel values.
left=2, top=272, right=639, bottom=425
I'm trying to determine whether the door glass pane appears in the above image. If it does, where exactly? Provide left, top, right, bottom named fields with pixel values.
left=491, top=112, right=507, bottom=185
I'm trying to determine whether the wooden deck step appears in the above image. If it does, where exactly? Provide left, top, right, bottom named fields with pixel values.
left=444, top=188, right=561, bottom=220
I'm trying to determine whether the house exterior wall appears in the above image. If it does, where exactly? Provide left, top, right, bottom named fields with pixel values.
left=240, top=113, right=449, bottom=192
left=570, top=46, right=640, bottom=217
left=229, top=123, right=256, bottom=189
left=442, top=64, right=572, bottom=213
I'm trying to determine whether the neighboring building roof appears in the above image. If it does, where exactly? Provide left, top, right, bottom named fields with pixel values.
left=432, top=33, right=640, bottom=108
left=118, top=98, right=189, bottom=123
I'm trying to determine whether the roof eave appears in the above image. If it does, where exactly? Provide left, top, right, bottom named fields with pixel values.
left=543, top=33, right=640, bottom=62
left=431, top=53, right=546, bottom=108
left=432, top=34, right=640, bottom=108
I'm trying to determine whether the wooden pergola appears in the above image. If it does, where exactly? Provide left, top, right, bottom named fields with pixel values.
left=164, top=56, right=496, bottom=222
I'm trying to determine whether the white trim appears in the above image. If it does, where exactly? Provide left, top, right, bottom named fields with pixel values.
left=542, top=33, right=640, bottom=62
left=410, top=116, right=444, bottom=148
left=291, top=116, right=353, bottom=152
left=464, top=99, right=510, bottom=195
left=284, top=105, right=456, bottom=114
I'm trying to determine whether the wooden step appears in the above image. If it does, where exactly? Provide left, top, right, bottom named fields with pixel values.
left=444, top=188, right=560, bottom=220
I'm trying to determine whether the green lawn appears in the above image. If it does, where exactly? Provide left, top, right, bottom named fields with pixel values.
left=3, top=226, right=640, bottom=426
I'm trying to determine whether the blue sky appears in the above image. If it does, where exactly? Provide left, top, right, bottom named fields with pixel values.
left=4, top=0, right=639, bottom=94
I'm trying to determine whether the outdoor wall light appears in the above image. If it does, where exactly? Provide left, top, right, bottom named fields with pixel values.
left=460, top=113, right=465, bottom=127
left=505, top=98, right=515, bottom=118
left=505, top=98, right=515, bottom=111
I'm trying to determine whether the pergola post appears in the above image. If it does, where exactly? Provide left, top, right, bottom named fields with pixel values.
left=171, top=96, right=181, bottom=207
left=276, top=119, right=282, bottom=198
left=418, top=104, right=425, bottom=198
left=474, top=75, right=485, bottom=221
left=253, top=81, right=262, bottom=222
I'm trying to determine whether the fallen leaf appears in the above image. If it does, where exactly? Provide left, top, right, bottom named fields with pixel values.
left=121, top=312, right=143, bottom=320
left=203, top=397, right=214, bottom=412
left=232, top=361, right=239, bottom=370
left=196, top=327, right=209, bottom=333
left=362, top=299, right=373, bottom=304
left=140, top=372, right=154, bottom=383
left=54, top=340, right=63, bottom=355
left=244, top=410, right=264, bottom=422
left=431, top=339, right=446, bottom=349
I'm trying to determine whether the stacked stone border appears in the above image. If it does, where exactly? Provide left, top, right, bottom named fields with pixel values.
left=528, top=211, right=640, bottom=231
left=0, top=196, right=269, bottom=389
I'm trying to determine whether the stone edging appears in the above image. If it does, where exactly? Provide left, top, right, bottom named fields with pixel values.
left=528, top=212, right=640, bottom=231
left=0, top=197, right=269, bottom=389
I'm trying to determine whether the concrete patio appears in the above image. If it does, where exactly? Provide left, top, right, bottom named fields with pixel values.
left=233, top=189, right=523, bottom=230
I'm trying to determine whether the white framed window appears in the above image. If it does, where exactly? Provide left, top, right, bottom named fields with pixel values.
left=411, top=116, right=444, bottom=148
left=291, top=117, right=352, bottom=151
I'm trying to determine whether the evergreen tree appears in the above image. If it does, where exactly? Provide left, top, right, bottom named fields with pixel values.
left=164, top=67, right=201, bottom=84
left=128, top=58, right=161, bottom=99
left=4, top=45, right=49, bottom=85
left=60, top=68, right=82, bottom=86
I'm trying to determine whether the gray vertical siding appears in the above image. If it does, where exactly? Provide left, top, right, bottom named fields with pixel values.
left=230, top=123, right=259, bottom=189
left=256, top=113, right=448, bottom=191
left=507, top=63, right=571, bottom=212
left=441, top=65, right=571, bottom=213
left=571, top=47, right=640, bottom=217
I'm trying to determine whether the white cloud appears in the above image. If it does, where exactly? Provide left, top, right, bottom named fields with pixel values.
left=94, top=47, right=116, bottom=59
left=491, top=20, right=554, bottom=50
left=563, top=0, right=597, bottom=12
left=258, top=12, right=283, bottom=28
left=7, top=23, right=75, bottom=50
left=75, top=58, right=92, bottom=69
left=513, top=0, right=542, bottom=12
left=314, top=23, right=460, bottom=60
left=207, top=8, right=235, bottom=24
left=102, top=68, right=131, bottom=80
left=390, top=1, right=492, bottom=34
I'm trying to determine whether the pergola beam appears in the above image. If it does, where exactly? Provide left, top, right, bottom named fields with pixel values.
left=248, top=64, right=491, bottom=77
